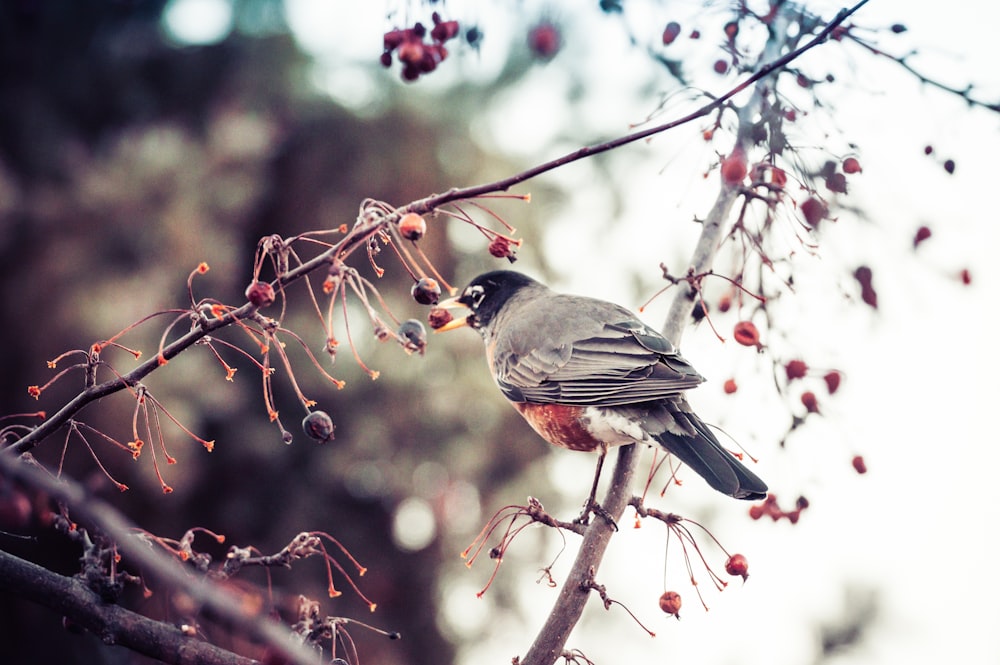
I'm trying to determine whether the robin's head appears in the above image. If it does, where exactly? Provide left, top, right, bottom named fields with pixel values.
left=435, top=270, right=541, bottom=333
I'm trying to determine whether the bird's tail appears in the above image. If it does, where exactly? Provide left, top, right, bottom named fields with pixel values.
left=644, top=398, right=768, bottom=500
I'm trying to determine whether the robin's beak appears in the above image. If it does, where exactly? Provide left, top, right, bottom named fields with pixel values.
left=432, top=297, right=472, bottom=332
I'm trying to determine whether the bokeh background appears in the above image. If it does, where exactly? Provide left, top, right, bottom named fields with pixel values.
left=1, top=1, right=997, bottom=664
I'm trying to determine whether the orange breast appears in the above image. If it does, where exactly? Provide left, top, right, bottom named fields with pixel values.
left=513, top=403, right=604, bottom=452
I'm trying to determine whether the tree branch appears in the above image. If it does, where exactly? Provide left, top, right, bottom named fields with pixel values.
left=0, top=451, right=321, bottom=665
left=0, top=547, right=258, bottom=665
left=517, top=3, right=867, bottom=664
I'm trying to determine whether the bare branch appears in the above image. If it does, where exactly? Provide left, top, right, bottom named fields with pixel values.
left=0, top=451, right=322, bottom=665
left=0, top=548, right=258, bottom=665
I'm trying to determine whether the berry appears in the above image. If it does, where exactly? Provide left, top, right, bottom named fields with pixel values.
left=723, top=378, right=738, bottom=394
left=431, top=19, right=459, bottom=43
left=713, top=59, right=728, bottom=74
left=691, top=301, right=707, bottom=322
left=721, top=148, right=747, bottom=186
left=854, top=266, right=878, bottom=309
left=823, top=371, right=842, bottom=394
left=528, top=22, right=561, bottom=59
left=718, top=293, right=731, bottom=312
left=852, top=455, right=868, bottom=474
left=427, top=306, right=455, bottom=330
left=411, top=277, right=441, bottom=305
left=943, top=159, right=955, bottom=174
left=725, top=553, right=749, bottom=581
left=733, top=320, right=761, bottom=349
left=397, top=319, right=427, bottom=355
left=245, top=281, right=275, bottom=308
left=658, top=591, right=682, bottom=618
left=800, top=391, right=819, bottom=414
left=723, top=20, right=739, bottom=40
left=825, top=172, right=848, bottom=194
left=662, top=21, right=681, bottom=45
left=785, top=359, right=808, bottom=381
left=488, top=236, right=518, bottom=262
left=913, top=225, right=931, bottom=248
left=800, top=197, right=827, bottom=228
left=399, top=212, right=427, bottom=241
left=302, top=410, right=335, bottom=444
left=843, top=157, right=862, bottom=174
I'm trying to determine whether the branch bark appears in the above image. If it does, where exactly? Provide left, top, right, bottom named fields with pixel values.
left=0, top=548, right=258, bottom=665
left=0, top=451, right=321, bottom=665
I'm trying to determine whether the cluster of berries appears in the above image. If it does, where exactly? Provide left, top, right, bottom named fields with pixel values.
left=381, top=12, right=460, bottom=82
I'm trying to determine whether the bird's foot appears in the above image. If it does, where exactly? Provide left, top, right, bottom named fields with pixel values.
left=573, top=498, right=618, bottom=531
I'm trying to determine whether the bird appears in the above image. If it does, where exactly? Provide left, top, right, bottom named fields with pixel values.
left=436, top=270, right=767, bottom=505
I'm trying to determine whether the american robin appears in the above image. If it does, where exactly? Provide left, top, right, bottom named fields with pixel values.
left=437, top=270, right=767, bottom=501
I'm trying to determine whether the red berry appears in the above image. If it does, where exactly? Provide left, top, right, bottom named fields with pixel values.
left=397, top=40, right=424, bottom=65
left=960, top=268, right=972, bottom=285
left=427, top=306, right=454, bottom=330
left=718, top=293, right=731, bottom=312
left=825, top=172, right=848, bottom=194
left=713, top=59, right=728, bottom=74
left=913, top=225, right=931, bottom=248
left=528, top=22, right=560, bottom=59
left=723, top=20, right=739, bottom=40
left=399, top=212, right=427, bottom=241
left=411, top=277, right=441, bottom=305
left=800, top=197, right=827, bottom=228
left=800, top=391, right=819, bottom=414
left=658, top=591, right=682, bottom=618
left=852, top=455, right=867, bottom=474
left=302, top=410, right=335, bottom=444
left=720, top=148, right=747, bottom=186
left=689, top=29, right=700, bottom=39
left=843, top=157, right=862, bottom=174
left=854, top=266, right=878, bottom=309
left=733, top=320, right=761, bottom=349
left=823, top=371, right=842, bottom=394
left=723, top=378, right=738, bottom=394
left=662, top=21, right=681, bottom=45
left=725, top=553, right=749, bottom=581
left=383, top=29, right=406, bottom=51
left=431, top=19, right=459, bottom=42
left=488, top=236, right=518, bottom=262
left=245, top=281, right=275, bottom=308
left=785, top=359, right=808, bottom=381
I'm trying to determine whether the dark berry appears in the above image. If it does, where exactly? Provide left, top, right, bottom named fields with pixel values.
left=411, top=277, right=441, bottom=305
left=302, top=410, right=335, bottom=444
left=398, top=319, right=427, bottom=355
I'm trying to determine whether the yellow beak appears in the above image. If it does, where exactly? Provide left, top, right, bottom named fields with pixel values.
left=431, top=297, right=472, bottom=332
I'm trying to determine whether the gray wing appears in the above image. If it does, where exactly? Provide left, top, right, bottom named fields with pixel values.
left=493, top=294, right=705, bottom=406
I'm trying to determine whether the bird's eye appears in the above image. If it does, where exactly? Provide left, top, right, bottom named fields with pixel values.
left=463, top=284, right=486, bottom=309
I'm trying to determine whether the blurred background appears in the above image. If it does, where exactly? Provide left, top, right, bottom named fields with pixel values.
left=1, top=1, right=997, bottom=664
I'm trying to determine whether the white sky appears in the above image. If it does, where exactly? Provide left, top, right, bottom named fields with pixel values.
left=164, top=2, right=1000, bottom=663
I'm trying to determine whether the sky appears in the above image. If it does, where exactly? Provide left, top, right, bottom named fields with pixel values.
left=162, top=2, right=1000, bottom=664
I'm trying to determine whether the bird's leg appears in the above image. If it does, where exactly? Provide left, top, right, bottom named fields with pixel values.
left=573, top=446, right=618, bottom=530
